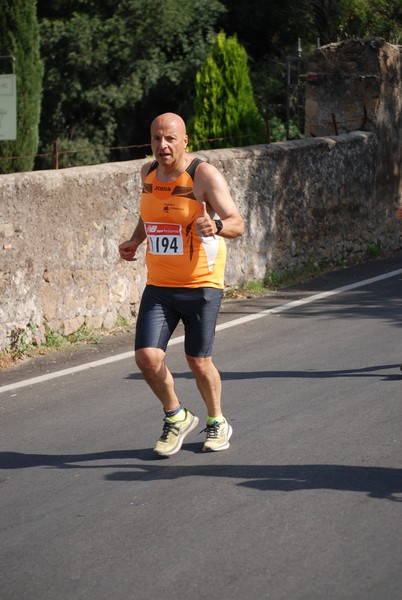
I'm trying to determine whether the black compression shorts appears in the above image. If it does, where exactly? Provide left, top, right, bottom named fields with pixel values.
left=135, top=285, right=223, bottom=358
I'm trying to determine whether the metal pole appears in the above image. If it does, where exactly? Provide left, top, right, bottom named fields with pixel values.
left=53, top=140, right=59, bottom=169
left=297, top=39, right=302, bottom=134
left=286, top=57, right=291, bottom=140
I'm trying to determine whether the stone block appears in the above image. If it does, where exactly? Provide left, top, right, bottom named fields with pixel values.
left=63, top=316, right=85, bottom=336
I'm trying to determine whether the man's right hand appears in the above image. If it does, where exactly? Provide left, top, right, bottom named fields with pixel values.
left=119, top=240, right=138, bottom=261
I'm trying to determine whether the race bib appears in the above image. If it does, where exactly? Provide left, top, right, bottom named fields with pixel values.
left=145, top=222, right=183, bottom=255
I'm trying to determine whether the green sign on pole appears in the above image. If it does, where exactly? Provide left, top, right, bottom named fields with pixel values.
left=0, top=74, right=17, bottom=140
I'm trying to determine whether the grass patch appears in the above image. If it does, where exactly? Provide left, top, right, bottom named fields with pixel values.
left=367, top=244, right=381, bottom=258
left=0, top=323, right=102, bottom=370
left=65, top=325, right=101, bottom=345
left=5, top=325, right=38, bottom=360
left=114, top=315, right=130, bottom=329
left=225, top=260, right=330, bottom=299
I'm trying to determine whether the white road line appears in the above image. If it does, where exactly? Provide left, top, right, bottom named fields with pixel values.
left=1, top=268, right=401, bottom=394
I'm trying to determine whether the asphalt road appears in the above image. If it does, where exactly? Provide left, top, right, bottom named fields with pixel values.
left=1, top=252, right=402, bottom=600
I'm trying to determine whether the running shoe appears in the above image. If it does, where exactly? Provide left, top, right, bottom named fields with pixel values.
left=202, top=419, right=233, bottom=452
left=154, top=409, right=199, bottom=457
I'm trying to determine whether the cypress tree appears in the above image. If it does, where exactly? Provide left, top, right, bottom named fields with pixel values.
left=0, top=0, right=43, bottom=173
left=190, top=32, right=266, bottom=150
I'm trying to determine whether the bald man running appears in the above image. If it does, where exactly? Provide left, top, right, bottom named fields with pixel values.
left=119, top=113, right=244, bottom=456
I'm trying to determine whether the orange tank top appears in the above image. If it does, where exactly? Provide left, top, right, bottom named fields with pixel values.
left=140, top=158, right=226, bottom=288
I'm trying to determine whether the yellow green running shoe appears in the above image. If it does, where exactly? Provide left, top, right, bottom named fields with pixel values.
left=202, top=419, right=233, bottom=452
left=154, top=409, right=199, bottom=457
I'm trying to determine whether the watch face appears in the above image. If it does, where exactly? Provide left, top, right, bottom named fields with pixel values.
left=215, top=219, right=223, bottom=233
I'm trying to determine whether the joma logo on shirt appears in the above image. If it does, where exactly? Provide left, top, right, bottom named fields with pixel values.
left=154, top=185, right=171, bottom=191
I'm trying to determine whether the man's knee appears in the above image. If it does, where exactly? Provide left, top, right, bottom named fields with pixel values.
left=186, top=355, right=212, bottom=375
left=135, top=348, right=164, bottom=373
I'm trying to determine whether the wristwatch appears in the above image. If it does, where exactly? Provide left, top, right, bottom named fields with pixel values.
left=214, top=219, right=223, bottom=234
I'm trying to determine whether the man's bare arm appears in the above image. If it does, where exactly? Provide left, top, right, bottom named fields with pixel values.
left=194, top=162, right=244, bottom=238
left=119, top=217, right=146, bottom=261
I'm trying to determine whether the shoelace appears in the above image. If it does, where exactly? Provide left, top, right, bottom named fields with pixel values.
left=160, top=420, right=180, bottom=440
left=200, top=422, right=220, bottom=440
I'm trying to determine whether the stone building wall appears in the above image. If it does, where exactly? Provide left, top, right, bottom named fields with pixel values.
left=0, top=39, right=401, bottom=353
left=305, top=38, right=402, bottom=203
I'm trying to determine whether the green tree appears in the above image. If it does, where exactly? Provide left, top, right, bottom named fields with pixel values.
left=217, top=1, right=317, bottom=138
left=336, top=0, right=402, bottom=42
left=34, top=0, right=401, bottom=169
left=37, top=0, right=225, bottom=168
left=218, top=0, right=316, bottom=61
left=0, top=0, right=43, bottom=173
left=190, top=32, right=266, bottom=150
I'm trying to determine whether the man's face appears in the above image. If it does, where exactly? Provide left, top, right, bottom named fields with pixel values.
left=150, top=117, right=188, bottom=167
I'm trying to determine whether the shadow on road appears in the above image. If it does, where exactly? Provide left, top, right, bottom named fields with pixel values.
left=125, top=363, right=402, bottom=381
left=1, top=450, right=401, bottom=502
left=105, top=462, right=402, bottom=502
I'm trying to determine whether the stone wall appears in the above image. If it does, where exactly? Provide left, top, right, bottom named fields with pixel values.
left=0, top=39, right=401, bottom=353
left=305, top=38, right=402, bottom=203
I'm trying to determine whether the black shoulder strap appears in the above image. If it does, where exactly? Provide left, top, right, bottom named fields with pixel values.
left=147, top=160, right=158, bottom=175
left=186, top=157, right=204, bottom=181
